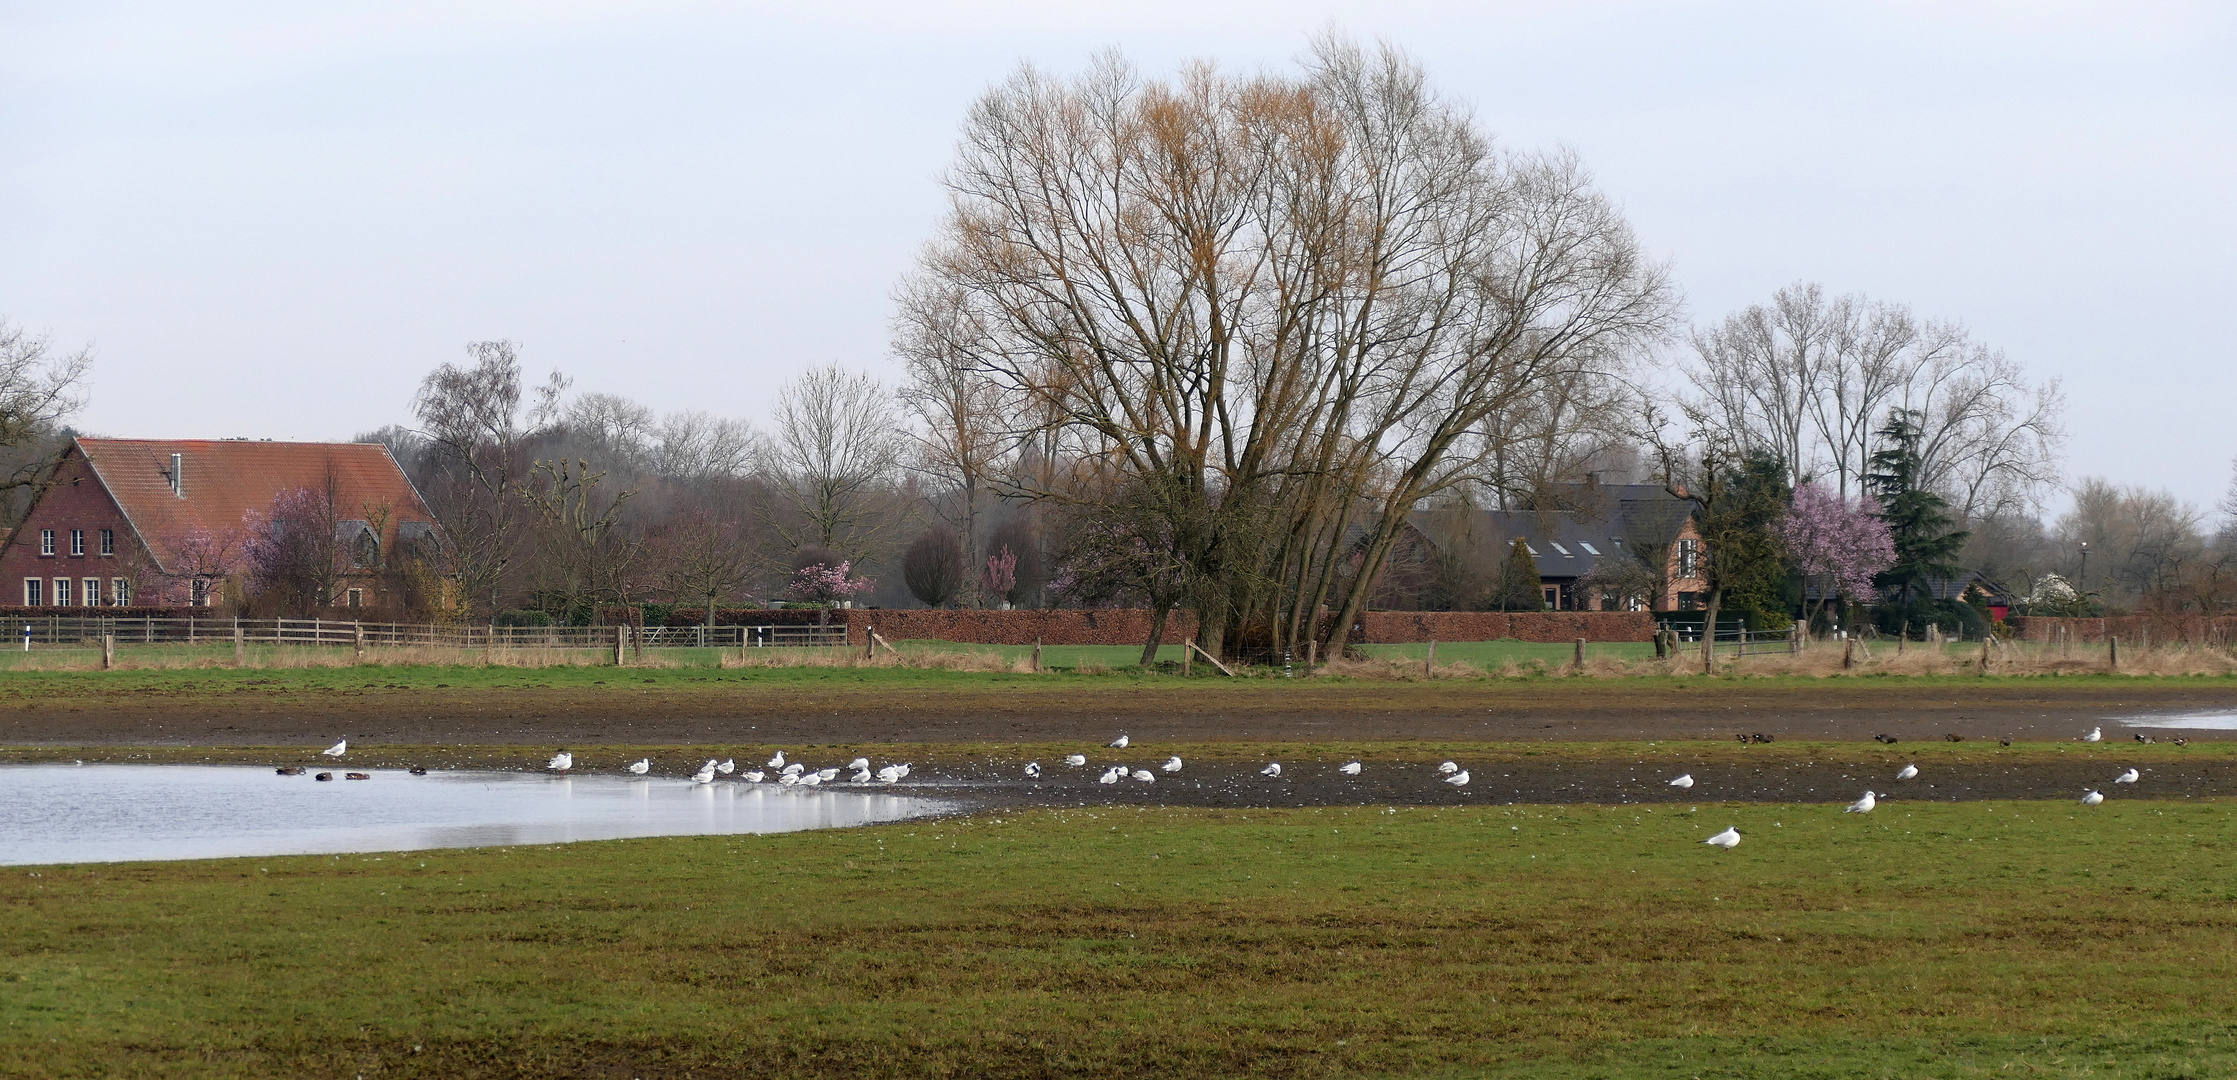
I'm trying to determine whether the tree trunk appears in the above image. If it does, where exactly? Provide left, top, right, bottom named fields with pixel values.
left=1701, top=589, right=1724, bottom=674
left=1140, top=603, right=1172, bottom=668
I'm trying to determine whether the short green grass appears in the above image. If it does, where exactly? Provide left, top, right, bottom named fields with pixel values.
left=6, top=799, right=2236, bottom=1077
left=1358, top=640, right=1660, bottom=666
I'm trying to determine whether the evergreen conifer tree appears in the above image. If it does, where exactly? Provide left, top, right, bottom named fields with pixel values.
left=1865, top=409, right=1968, bottom=607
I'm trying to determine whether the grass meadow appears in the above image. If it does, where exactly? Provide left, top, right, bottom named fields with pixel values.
left=6, top=798, right=2237, bottom=1078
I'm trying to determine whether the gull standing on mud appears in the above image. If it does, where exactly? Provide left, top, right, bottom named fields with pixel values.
left=1024, top=761, right=1041, bottom=778
left=1261, top=763, right=1282, bottom=778
left=782, top=763, right=805, bottom=776
left=1443, top=770, right=1470, bottom=787
left=847, top=757, right=870, bottom=772
left=1161, top=756, right=1183, bottom=773
left=1132, top=769, right=1155, bottom=783
left=1339, top=761, right=1362, bottom=776
left=2114, top=768, right=2140, bottom=784
left=876, top=765, right=902, bottom=784
left=850, top=767, right=872, bottom=783
left=767, top=751, right=786, bottom=769
left=1895, top=764, right=1919, bottom=781
left=1702, top=827, right=1741, bottom=849
left=691, top=760, right=717, bottom=784
left=716, top=759, right=735, bottom=775
left=1099, top=767, right=1123, bottom=785
left=1844, top=791, right=1877, bottom=814
left=1668, top=774, right=1694, bottom=789
left=1437, top=761, right=1459, bottom=775
left=1064, top=754, right=1088, bottom=767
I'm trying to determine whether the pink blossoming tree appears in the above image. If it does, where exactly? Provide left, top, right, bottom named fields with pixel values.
left=784, top=560, right=875, bottom=607
left=1776, top=481, right=1896, bottom=630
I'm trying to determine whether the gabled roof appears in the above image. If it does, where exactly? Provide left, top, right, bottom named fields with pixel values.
left=74, top=438, right=435, bottom=573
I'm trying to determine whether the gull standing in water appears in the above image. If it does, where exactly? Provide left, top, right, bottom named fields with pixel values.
left=1895, top=764, right=1919, bottom=781
left=816, top=768, right=840, bottom=782
left=691, top=760, right=717, bottom=784
left=781, top=763, right=805, bottom=777
left=742, top=770, right=766, bottom=783
left=1844, top=790, right=1877, bottom=814
left=1668, top=774, right=1694, bottom=789
left=876, top=765, right=902, bottom=784
left=1702, top=827, right=1741, bottom=849
left=798, top=772, right=824, bottom=787
left=626, top=758, right=650, bottom=776
left=322, top=740, right=348, bottom=758
left=2114, top=768, right=2140, bottom=784
left=1339, top=761, right=1362, bottom=776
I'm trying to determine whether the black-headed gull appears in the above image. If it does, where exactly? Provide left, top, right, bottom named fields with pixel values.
left=321, top=740, right=348, bottom=757
left=1844, top=790, right=1877, bottom=814
left=1668, top=774, right=1694, bottom=789
left=716, top=759, right=735, bottom=775
left=547, top=752, right=573, bottom=772
left=781, top=763, right=804, bottom=776
left=627, top=758, right=650, bottom=775
left=2081, top=789, right=2105, bottom=805
left=1132, top=769, right=1154, bottom=783
left=1702, top=826, right=1741, bottom=848
left=691, top=760, right=717, bottom=784
left=2114, top=768, right=2139, bottom=784
left=798, top=772, right=823, bottom=787
left=1098, top=767, right=1122, bottom=785
left=1108, top=735, right=1129, bottom=749
left=1161, top=756, right=1183, bottom=773
left=1443, top=770, right=1470, bottom=787
left=850, top=768, right=872, bottom=783
left=742, top=770, right=765, bottom=783
left=847, top=757, right=870, bottom=771
left=2083, top=727, right=2102, bottom=743
left=1261, top=763, right=1282, bottom=777
left=766, top=751, right=786, bottom=768
left=1437, top=761, right=1459, bottom=774
left=1024, top=761, right=1041, bottom=778
left=876, top=765, right=902, bottom=783
left=1339, top=761, right=1362, bottom=775
left=1895, top=764, right=1918, bottom=781
left=1064, top=754, right=1088, bottom=767
left=816, top=768, right=839, bottom=782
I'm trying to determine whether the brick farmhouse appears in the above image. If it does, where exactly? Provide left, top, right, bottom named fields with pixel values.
left=0, top=438, right=437, bottom=611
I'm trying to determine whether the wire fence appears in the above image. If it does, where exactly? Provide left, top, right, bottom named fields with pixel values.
left=0, top=616, right=850, bottom=650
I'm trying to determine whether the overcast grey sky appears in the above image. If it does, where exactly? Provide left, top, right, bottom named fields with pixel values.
left=3, top=1, right=2231, bottom=516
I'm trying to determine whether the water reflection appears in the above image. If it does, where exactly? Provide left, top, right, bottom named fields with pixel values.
left=2119, top=712, right=2237, bottom=731
left=0, top=765, right=949, bottom=866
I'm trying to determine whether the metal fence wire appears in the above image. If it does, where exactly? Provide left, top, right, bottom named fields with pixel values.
left=0, top=617, right=849, bottom=650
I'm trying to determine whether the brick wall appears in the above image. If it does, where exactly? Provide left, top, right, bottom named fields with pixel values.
left=2009, top=615, right=2237, bottom=645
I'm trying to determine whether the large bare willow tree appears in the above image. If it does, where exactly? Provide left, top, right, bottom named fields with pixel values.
left=899, top=38, right=1674, bottom=659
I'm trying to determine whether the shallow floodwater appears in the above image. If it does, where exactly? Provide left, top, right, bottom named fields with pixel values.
left=2121, top=712, right=2237, bottom=731
left=0, top=765, right=948, bottom=865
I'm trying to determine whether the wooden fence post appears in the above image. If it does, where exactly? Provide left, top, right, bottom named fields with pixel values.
left=2109, top=635, right=2119, bottom=672
left=1183, top=637, right=1193, bottom=677
left=865, top=626, right=877, bottom=661
left=1032, top=636, right=1043, bottom=672
left=353, top=622, right=365, bottom=661
left=233, top=625, right=244, bottom=667
left=1842, top=637, right=1855, bottom=671
left=1574, top=638, right=1586, bottom=672
left=102, top=634, right=114, bottom=670
left=615, top=626, right=627, bottom=666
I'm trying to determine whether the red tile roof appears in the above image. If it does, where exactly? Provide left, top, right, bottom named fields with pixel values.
left=77, top=439, right=435, bottom=572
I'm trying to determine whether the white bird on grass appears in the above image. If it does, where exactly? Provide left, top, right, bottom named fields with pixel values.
left=876, top=765, right=902, bottom=784
left=1668, top=774, right=1694, bottom=789
left=1161, top=756, right=1183, bottom=773
left=1443, top=770, right=1470, bottom=787
left=716, top=759, right=735, bottom=775
left=1108, top=735, right=1130, bottom=749
left=1261, top=763, right=1282, bottom=778
left=2081, top=789, right=2105, bottom=805
left=1844, top=790, right=1877, bottom=814
left=1099, top=767, right=1123, bottom=785
left=742, top=771, right=765, bottom=783
left=2115, top=768, right=2140, bottom=784
left=546, top=752, right=573, bottom=772
left=1339, top=761, right=1362, bottom=776
left=1132, top=769, right=1155, bottom=783
left=1437, top=761, right=1459, bottom=775
left=627, top=758, right=650, bottom=776
left=1895, top=764, right=1919, bottom=781
left=847, top=757, right=870, bottom=771
left=322, top=740, right=348, bottom=758
left=691, top=760, right=717, bottom=784
left=1024, top=761, right=1041, bottom=778
left=1702, top=827, right=1741, bottom=849
left=767, top=751, right=787, bottom=768
left=781, top=763, right=805, bottom=777
left=2083, top=727, right=2102, bottom=743
left=1064, top=754, right=1088, bottom=767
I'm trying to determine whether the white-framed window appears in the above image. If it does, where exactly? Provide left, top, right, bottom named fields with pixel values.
left=82, top=578, right=101, bottom=606
left=346, top=588, right=364, bottom=608
left=190, top=579, right=209, bottom=607
left=99, top=529, right=115, bottom=557
left=1677, top=538, right=1700, bottom=579
left=69, top=529, right=84, bottom=556
left=112, top=578, right=130, bottom=606
left=23, top=578, right=42, bottom=606
left=52, top=578, right=71, bottom=606
left=39, top=529, right=54, bottom=557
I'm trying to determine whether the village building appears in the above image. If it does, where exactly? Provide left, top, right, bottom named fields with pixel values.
left=1367, top=483, right=1710, bottom=612
left=0, top=438, right=438, bottom=612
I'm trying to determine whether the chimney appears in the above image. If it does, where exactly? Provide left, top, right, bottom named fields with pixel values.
left=171, top=453, right=184, bottom=498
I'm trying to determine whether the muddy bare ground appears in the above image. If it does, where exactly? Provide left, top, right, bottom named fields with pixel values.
left=4, top=677, right=2235, bottom=748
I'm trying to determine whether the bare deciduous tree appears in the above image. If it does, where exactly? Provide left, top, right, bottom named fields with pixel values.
left=412, top=340, right=569, bottom=617
left=520, top=457, right=641, bottom=618
left=766, top=364, right=903, bottom=554
left=0, top=318, right=94, bottom=523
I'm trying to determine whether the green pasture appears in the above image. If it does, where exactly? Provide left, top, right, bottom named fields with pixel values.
left=5, top=798, right=2237, bottom=1077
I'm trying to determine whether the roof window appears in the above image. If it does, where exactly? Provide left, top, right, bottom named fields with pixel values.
left=1550, top=542, right=1573, bottom=557
left=1579, top=542, right=1601, bottom=555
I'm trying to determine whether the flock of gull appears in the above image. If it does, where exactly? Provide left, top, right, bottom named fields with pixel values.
left=292, top=727, right=2159, bottom=841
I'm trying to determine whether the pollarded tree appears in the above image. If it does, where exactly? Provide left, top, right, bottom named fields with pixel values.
left=901, top=526, right=967, bottom=608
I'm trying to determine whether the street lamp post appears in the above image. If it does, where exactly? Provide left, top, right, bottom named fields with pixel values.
left=2078, top=541, right=2089, bottom=593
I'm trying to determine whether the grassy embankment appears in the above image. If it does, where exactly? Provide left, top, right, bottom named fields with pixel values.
left=5, top=799, right=2236, bottom=1078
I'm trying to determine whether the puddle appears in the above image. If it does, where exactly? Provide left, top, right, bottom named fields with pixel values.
left=2119, top=713, right=2237, bottom=731
left=0, top=765, right=950, bottom=865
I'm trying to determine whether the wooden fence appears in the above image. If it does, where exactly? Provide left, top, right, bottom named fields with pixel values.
left=0, top=616, right=848, bottom=650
